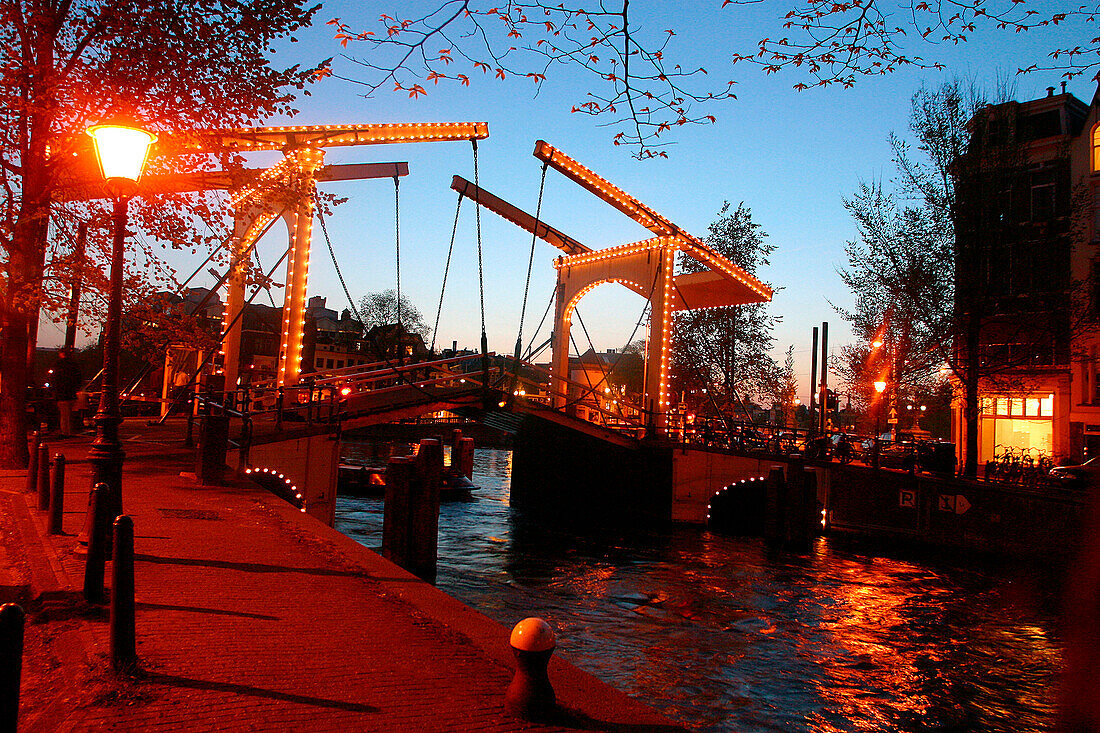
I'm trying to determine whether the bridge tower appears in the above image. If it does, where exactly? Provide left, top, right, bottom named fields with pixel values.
left=533, top=142, right=773, bottom=434
left=182, top=123, right=489, bottom=387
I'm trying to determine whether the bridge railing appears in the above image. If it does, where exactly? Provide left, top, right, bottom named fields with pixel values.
left=496, top=355, right=647, bottom=434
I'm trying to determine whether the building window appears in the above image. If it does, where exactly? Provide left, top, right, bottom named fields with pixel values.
left=315, top=358, right=323, bottom=368
left=336, top=360, right=344, bottom=369
left=1093, top=123, right=1100, bottom=172
left=1030, top=182, right=1055, bottom=222
left=326, top=359, right=334, bottom=369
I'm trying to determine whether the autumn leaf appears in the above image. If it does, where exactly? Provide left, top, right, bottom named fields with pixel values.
left=408, top=85, right=427, bottom=98
left=495, top=68, right=507, bottom=79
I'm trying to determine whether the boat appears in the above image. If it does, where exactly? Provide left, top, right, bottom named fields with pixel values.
left=338, top=461, right=478, bottom=498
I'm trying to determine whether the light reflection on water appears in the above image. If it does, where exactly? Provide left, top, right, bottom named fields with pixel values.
left=336, top=442, right=1061, bottom=732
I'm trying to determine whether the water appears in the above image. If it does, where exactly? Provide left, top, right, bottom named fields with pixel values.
left=336, top=442, right=1062, bottom=732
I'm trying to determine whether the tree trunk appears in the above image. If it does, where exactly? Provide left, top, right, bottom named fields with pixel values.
left=0, top=16, right=55, bottom=467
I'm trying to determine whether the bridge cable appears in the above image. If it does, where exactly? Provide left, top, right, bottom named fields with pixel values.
left=394, top=174, right=402, bottom=328
left=122, top=209, right=287, bottom=399
left=512, top=162, right=550, bottom=379
left=522, top=290, right=556, bottom=360
left=472, top=139, right=490, bottom=391
left=155, top=242, right=294, bottom=422
left=552, top=265, right=660, bottom=421
left=430, top=192, right=463, bottom=354
left=314, top=186, right=485, bottom=407
left=316, top=183, right=363, bottom=326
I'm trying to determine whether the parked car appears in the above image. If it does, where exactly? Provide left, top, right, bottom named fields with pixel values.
left=1048, top=456, right=1100, bottom=490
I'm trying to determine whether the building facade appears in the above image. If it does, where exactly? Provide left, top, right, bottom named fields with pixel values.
left=952, top=82, right=1098, bottom=465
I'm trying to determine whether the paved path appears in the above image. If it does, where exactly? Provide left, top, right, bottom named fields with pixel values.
left=2, top=421, right=683, bottom=732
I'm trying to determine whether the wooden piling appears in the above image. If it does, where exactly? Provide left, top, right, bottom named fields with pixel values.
left=382, top=440, right=443, bottom=583
left=382, top=457, right=414, bottom=569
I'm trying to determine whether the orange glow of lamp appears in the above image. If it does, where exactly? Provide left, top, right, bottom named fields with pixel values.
left=873, top=380, right=887, bottom=394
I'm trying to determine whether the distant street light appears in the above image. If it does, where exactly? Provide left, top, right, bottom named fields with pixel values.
left=86, top=116, right=157, bottom=522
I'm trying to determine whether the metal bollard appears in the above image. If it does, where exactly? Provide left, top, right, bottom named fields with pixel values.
left=83, top=484, right=110, bottom=604
left=504, top=617, right=557, bottom=721
left=24, top=431, right=39, bottom=494
left=36, top=442, right=51, bottom=511
left=49, top=454, right=66, bottom=535
left=0, top=604, right=24, bottom=731
left=110, top=516, right=137, bottom=672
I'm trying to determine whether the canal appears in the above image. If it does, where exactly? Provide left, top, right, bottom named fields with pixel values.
left=336, top=442, right=1062, bottom=732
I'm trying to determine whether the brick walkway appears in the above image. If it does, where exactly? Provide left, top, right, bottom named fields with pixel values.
left=2, top=421, right=683, bottom=732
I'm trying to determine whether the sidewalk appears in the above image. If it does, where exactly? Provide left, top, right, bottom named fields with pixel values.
left=1, top=421, right=683, bottom=732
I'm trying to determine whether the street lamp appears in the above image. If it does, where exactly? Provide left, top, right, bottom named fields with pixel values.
left=85, top=117, right=156, bottom=522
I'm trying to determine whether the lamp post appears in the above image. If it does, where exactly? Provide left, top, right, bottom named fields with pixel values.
left=85, top=118, right=156, bottom=521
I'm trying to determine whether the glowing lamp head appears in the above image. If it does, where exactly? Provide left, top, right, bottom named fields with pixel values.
left=874, top=380, right=887, bottom=394
left=340, top=387, right=351, bottom=397
left=872, top=339, right=884, bottom=349
left=86, top=118, right=156, bottom=193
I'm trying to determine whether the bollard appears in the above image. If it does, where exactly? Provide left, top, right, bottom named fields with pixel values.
left=36, top=442, right=51, bottom=511
left=456, top=437, right=475, bottom=479
left=0, top=604, right=24, bottom=730
left=504, top=617, right=557, bottom=721
left=49, top=454, right=66, bottom=535
left=24, top=431, right=39, bottom=494
left=110, top=516, right=137, bottom=673
left=83, top=484, right=110, bottom=603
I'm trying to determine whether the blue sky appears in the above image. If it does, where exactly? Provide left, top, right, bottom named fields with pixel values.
left=45, top=1, right=1097, bottom=400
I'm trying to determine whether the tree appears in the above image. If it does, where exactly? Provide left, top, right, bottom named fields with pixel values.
left=672, top=202, right=779, bottom=420
left=0, top=1, right=325, bottom=466
left=357, top=289, right=430, bottom=339
left=329, top=2, right=1098, bottom=157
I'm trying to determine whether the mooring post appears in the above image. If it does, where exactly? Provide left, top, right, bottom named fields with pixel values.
left=504, top=617, right=557, bottom=721
left=763, top=466, right=786, bottom=546
left=382, top=456, right=414, bottom=570
left=409, top=439, right=443, bottom=583
left=24, top=431, right=39, bottom=494
left=83, top=483, right=110, bottom=603
left=49, top=453, right=66, bottom=535
left=457, top=438, right=475, bottom=479
left=0, top=603, right=25, bottom=731
left=110, top=515, right=137, bottom=673
left=36, top=442, right=50, bottom=511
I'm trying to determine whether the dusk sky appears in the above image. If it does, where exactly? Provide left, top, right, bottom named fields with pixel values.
left=43, top=1, right=1097, bottom=401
